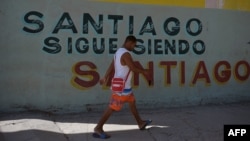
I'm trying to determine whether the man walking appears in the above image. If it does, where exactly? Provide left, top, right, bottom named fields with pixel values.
left=93, top=35, right=152, bottom=139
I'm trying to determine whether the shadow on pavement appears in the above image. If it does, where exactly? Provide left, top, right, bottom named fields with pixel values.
left=1, top=102, right=250, bottom=141
left=0, top=125, right=169, bottom=141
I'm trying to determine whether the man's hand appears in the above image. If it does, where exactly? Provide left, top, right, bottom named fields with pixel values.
left=142, top=69, right=150, bottom=76
left=143, top=69, right=153, bottom=86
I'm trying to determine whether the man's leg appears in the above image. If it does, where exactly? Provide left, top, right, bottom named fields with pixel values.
left=94, top=107, right=114, bottom=134
left=128, top=100, right=149, bottom=129
left=95, top=93, right=121, bottom=134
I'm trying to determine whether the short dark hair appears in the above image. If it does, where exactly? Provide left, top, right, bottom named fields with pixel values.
left=125, top=35, right=136, bottom=43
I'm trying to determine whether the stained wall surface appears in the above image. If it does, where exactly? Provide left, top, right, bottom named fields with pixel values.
left=0, top=0, right=249, bottom=112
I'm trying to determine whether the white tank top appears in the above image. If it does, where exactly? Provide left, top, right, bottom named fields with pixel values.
left=114, top=48, right=132, bottom=91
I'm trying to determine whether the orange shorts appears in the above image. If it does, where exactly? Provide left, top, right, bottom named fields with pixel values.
left=109, top=93, right=135, bottom=111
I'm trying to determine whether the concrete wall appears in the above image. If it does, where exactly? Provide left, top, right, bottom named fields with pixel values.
left=0, top=0, right=250, bottom=113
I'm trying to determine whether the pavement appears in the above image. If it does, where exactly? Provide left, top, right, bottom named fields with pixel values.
left=0, top=102, right=250, bottom=141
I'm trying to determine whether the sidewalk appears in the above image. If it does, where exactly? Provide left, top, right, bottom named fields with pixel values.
left=1, top=102, right=250, bottom=141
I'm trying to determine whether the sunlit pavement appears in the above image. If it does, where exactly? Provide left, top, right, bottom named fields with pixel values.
left=1, top=102, right=250, bottom=141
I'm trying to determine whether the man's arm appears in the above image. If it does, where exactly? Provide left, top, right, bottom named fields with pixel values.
left=100, top=59, right=114, bottom=85
left=122, top=52, right=148, bottom=74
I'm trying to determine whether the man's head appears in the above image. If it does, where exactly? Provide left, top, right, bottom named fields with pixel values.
left=124, top=35, right=137, bottom=51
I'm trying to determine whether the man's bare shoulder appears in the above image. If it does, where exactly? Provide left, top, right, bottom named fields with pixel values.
left=122, top=52, right=131, bottom=58
left=121, top=52, right=133, bottom=66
